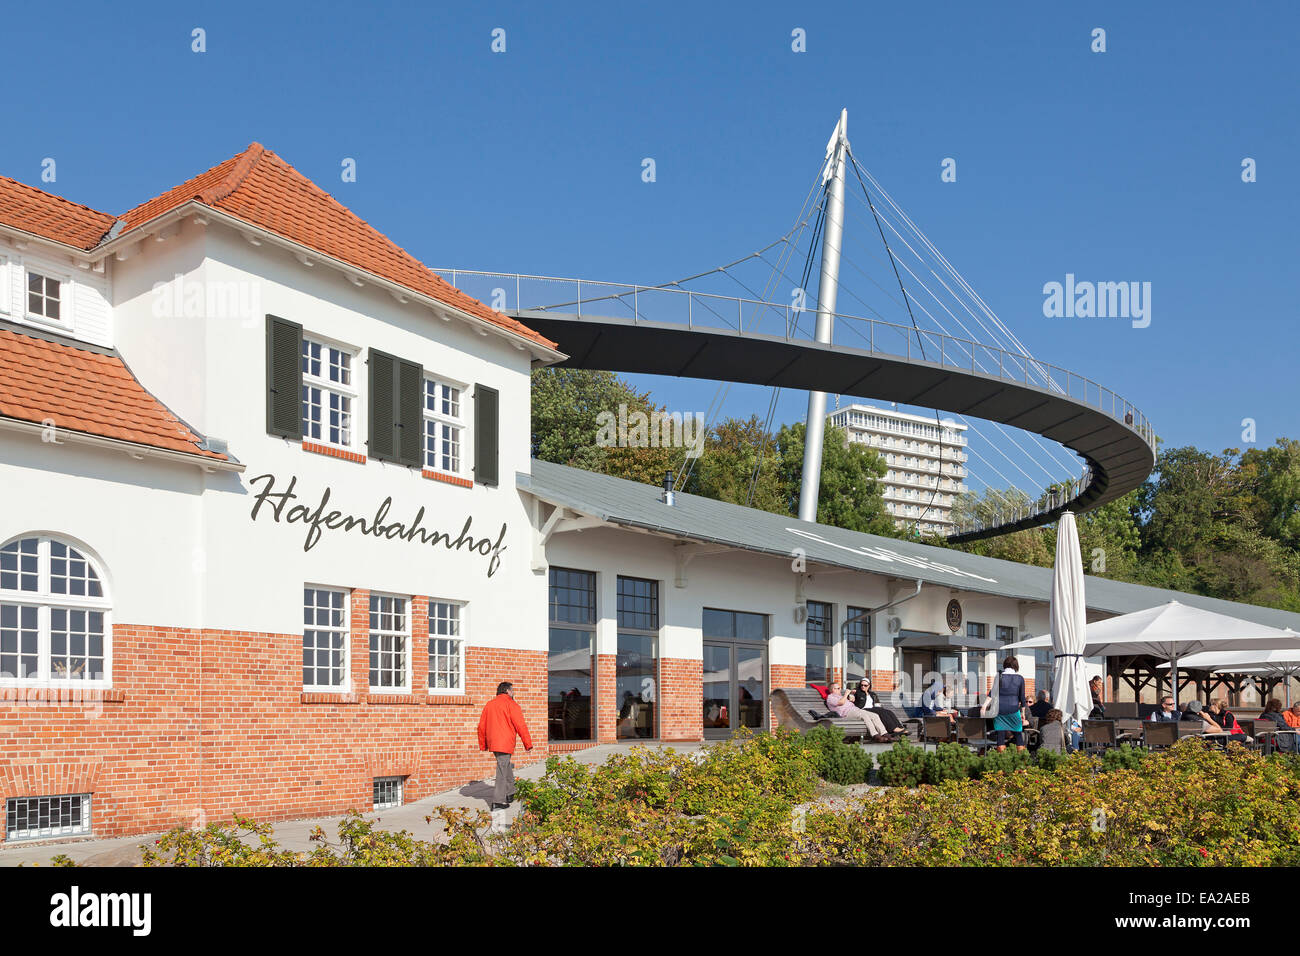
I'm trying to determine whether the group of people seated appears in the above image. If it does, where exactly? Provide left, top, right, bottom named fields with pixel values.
left=817, top=679, right=908, bottom=742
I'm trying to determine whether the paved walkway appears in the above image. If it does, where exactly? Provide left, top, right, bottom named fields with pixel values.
left=0, top=742, right=709, bottom=867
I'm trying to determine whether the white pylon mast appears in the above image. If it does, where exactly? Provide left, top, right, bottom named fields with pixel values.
left=798, top=109, right=849, bottom=522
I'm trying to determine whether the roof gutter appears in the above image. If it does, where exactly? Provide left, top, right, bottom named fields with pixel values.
left=0, top=416, right=245, bottom=473
left=89, top=202, right=567, bottom=365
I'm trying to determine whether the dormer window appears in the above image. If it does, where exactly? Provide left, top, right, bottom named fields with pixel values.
left=26, top=271, right=61, bottom=324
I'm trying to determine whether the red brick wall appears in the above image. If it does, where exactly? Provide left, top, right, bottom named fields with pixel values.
left=0, top=594, right=548, bottom=840
left=659, top=657, right=702, bottom=741
left=770, top=664, right=805, bottom=730
left=596, top=653, right=617, bottom=743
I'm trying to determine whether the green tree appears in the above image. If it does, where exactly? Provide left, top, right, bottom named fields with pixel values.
left=773, top=422, right=893, bottom=534
left=681, top=416, right=787, bottom=514
left=1239, top=438, right=1300, bottom=550
left=530, top=368, right=678, bottom=484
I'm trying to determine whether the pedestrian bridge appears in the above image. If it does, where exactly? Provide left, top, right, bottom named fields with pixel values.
left=437, top=269, right=1157, bottom=543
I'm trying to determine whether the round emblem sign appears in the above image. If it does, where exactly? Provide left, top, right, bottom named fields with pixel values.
left=946, top=599, right=963, bottom=633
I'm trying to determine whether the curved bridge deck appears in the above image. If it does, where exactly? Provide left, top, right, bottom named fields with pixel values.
left=509, top=307, right=1156, bottom=543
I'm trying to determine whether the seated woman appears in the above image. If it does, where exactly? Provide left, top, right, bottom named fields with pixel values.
left=921, top=680, right=960, bottom=722
left=1037, top=708, right=1068, bottom=754
left=1258, top=698, right=1298, bottom=752
left=826, top=685, right=895, bottom=742
left=853, top=678, right=907, bottom=736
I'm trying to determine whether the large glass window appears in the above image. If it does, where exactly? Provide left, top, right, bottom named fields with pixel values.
left=0, top=536, right=109, bottom=685
left=616, top=576, right=658, bottom=740
left=805, top=600, right=833, bottom=686
left=845, top=606, right=870, bottom=687
left=548, top=568, right=595, bottom=741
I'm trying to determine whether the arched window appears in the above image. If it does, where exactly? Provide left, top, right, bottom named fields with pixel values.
left=0, top=536, right=110, bottom=684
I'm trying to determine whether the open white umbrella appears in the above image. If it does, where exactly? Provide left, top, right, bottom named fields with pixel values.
left=1050, top=511, right=1090, bottom=725
left=1004, top=601, right=1298, bottom=705
left=1159, top=640, right=1300, bottom=705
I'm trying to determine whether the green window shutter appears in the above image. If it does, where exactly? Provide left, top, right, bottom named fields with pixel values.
left=397, top=359, right=424, bottom=468
left=474, top=383, right=499, bottom=487
left=265, top=315, right=303, bottom=439
left=368, top=349, right=397, bottom=462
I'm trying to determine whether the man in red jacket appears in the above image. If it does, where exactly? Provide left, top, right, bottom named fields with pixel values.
left=477, top=681, right=533, bottom=809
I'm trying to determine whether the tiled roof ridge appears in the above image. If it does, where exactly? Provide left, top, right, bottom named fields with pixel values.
left=0, top=175, right=114, bottom=224
left=199, top=142, right=265, bottom=205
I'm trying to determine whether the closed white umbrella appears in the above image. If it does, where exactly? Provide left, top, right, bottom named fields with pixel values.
left=1006, top=602, right=1298, bottom=704
left=1050, top=511, right=1090, bottom=725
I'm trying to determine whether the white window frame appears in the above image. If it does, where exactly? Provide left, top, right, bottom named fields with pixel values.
left=367, top=592, right=410, bottom=693
left=372, top=776, right=403, bottom=810
left=22, top=264, right=73, bottom=332
left=0, top=255, right=9, bottom=316
left=302, top=585, right=351, bottom=693
left=421, top=374, right=467, bottom=477
left=0, top=536, right=111, bottom=688
left=427, top=599, right=466, bottom=694
left=5, top=793, right=92, bottom=842
left=301, top=333, right=359, bottom=451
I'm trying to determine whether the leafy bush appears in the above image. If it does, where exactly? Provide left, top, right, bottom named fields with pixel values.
left=796, top=725, right=873, bottom=785
left=977, top=747, right=1034, bottom=777
left=877, top=739, right=929, bottom=787
left=924, top=743, right=979, bottom=784
left=1034, top=747, right=1066, bottom=772
left=131, top=737, right=1300, bottom=867
left=1100, top=743, right=1148, bottom=772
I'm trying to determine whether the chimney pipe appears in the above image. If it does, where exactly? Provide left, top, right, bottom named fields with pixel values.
left=661, top=470, right=676, bottom=506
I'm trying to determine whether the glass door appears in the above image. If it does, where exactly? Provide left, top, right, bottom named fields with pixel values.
left=702, top=641, right=768, bottom=738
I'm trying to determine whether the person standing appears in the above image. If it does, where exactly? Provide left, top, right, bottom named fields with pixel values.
left=1088, top=676, right=1107, bottom=720
left=993, top=656, right=1028, bottom=751
left=477, top=681, right=533, bottom=810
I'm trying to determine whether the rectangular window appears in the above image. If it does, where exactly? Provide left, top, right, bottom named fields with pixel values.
left=0, top=255, right=8, bottom=315
left=423, top=377, right=465, bottom=475
left=616, top=576, right=658, bottom=740
left=805, top=600, right=833, bottom=686
left=548, top=568, right=595, bottom=742
left=427, top=600, right=464, bottom=692
left=301, top=336, right=356, bottom=449
left=996, top=625, right=1015, bottom=644
left=303, top=587, right=349, bottom=690
left=368, top=594, right=408, bottom=691
left=26, top=270, right=61, bottom=323
left=845, top=606, right=870, bottom=686
left=5, top=794, right=90, bottom=842
left=372, top=777, right=403, bottom=811
left=967, top=622, right=987, bottom=641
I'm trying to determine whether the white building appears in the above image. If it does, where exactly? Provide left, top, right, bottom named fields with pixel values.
left=0, top=144, right=1296, bottom=845
left=827, top=403, right=969, bottom=536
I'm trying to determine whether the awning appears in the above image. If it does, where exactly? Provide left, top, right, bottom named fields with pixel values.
left=896, top=631, right=1002, bottom=651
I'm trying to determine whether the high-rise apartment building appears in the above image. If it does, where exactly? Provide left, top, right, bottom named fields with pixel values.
left=827, top=404, right=969, bottom=535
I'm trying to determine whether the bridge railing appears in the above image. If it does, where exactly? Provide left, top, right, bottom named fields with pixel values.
left=436, top=267, right=1155, bottom=450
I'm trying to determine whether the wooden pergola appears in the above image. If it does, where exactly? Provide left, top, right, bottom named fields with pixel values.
left=1106, top=655, right=1295, bottom=708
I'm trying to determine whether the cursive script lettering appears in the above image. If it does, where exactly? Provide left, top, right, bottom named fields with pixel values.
left=249, top=474, right=508, bottom=577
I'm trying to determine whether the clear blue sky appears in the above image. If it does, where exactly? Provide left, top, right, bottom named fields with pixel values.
left=11, top=0, right=1297, bottom=481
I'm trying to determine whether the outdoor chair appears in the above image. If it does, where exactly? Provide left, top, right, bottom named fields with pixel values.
left=1141, top=720, right=1178, bottom=752
left=956, top=716, right=997, bottom=754
left=1107, top=701, right=1139, bottom=719
left=923, top=716, right=954, bottom=746
left=1081, top=719, right=1127, bottom=754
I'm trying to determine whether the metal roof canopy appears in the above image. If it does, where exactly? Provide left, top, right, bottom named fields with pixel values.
left=896, top=632, right=1003, bottom=651
left=511, top=311, right=1156, bottom=541
left=519, top=460, right=1300, bottom=631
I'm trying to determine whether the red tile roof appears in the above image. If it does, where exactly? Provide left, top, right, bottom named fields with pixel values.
left=0, top=177, right=117, bottom=249
left=0, top=144, right=555, bottom=350
left=115, top=143, right=556, bottom=349
left=0, top=328, right=225, bottom=460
